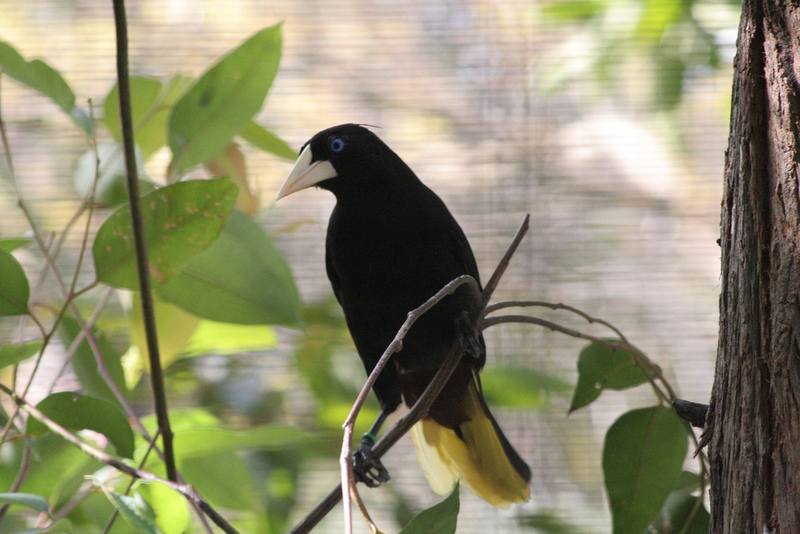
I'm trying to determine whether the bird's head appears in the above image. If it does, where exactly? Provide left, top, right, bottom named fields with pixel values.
left=275, top=124, right=395, bottom=200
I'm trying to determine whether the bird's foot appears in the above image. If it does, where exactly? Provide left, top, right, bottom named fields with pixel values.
left=456, top=311, right=483, bottom=363
left=353, top=436, right=390, bottom=487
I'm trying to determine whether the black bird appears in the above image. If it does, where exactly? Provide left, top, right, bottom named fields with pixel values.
left=276, top=124, right=530, bottom=507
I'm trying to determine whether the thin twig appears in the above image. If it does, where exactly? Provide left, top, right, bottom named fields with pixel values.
left=0, top=379, right=238, bottom=534
left=111, top=0, right=176, bottom=482
left=481, top=214, right=529, bottom=305
left=482, top=300, right=627, bottom=341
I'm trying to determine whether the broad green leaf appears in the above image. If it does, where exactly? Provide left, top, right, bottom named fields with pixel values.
left=28, top=392, right=135, bottom=458
left=58, top=316, right=127, bottom=408
left=182, top=320, right=278, bottom=356
left=0, top=41, right=90, bottom=134
left=204, top=143, right=259, bottom=214
left=72, top=142, right=149, bottom=206
left=140, top=408, right=214, bottom=433
left=0, top=249, right=30, bottom=316
left=157, top=209, right=301, bottom=325
left=570, top=341, right=656, bottom=412
left=635, top=0, right=684, bottom=43
left=0, top=341, right=42, bottom=369
left=654, top=51, right=686, bottom=111
left=239, top=120, right=297, bottom=160
left=649, top=491, right=710, bottom=534
left=482, top=366, right=570, bottom=408
left=124, top=294, right=201, bottom=387
left=94, top=482, right=161, bottom=534
left=174, top=425, right=308, bottom=459
left=23, top=434, right=98, bottom=508
left=168, top=25, right=282, bottom=178
left=0, top=238, right=30, bottom=252
left=674, top=470, right=701, bottom=493
left=181, top=452, right=259, bottom=510
left=93, top=178, right=238, bottom=288
left=139, top=482, right=189, bottom=534
left=104, top=76, right=193, bottom=159
left=542, top=0, right=604, bottom=22
left=519, top=511, right=582, bottom=533
left=0, top=492, right=49, bottom=514
left=603, top=406, right=687, bottom=534
left=399, top=484, right=459, bottom=534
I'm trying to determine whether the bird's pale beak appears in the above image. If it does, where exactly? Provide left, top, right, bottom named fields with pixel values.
left=275, top=144, right=338, bottom=200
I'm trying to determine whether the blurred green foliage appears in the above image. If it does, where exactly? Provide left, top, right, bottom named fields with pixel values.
left=542, top=0, right=735, bottom=110
left=0, top=2, right=723, bottom=530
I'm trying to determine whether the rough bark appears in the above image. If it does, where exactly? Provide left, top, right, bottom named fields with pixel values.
left=704, top=0, right=800, bottom=532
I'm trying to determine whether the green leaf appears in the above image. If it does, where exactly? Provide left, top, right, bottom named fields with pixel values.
left=0, top=341, right=42, bottom=369
left=602, top=406, right=688, bottom=534
left=482, top=366, right=571, bottom=408
left=649, top=491, right=710, bottom=534
left=125, top=294, right=201, bottom=385
left=94, top=482, right=161, bottom=534
left=570, top=341, right=656, bottom=412
left=168, top=25, right=282, bottom=178
left=0, top=249, right=30, bottom=316
left=181, top=320, right=278, bottom=356
left=23, top=434, right=98, bottom=509
left=157, top=209, right=301, bottom=325
left=673, top=470, right=701, bottom=493
left=72, top=142, right=149, bottom=206
left=0, top=492, right=49, bottom=514
left=28, top=392, right=135, bottom=458
left=0, top=238, right=30, bottom=252
left=635, top=0, right=684, bottom=44
left=399, top=484, right=459, bottom=534
left=138, top=482, right=189, bottom=534
left=93, top=177, right=238, bottom=288
left=58, top=316, right=127, bottom=408
left=239, top=120, right=297, bottom=160
left=520, top=510, right=583, bottom=534
left=173, top=424, right=308, bottom=459
left=0, top=40, right=90, bottom=135
left=654, top=50, right=686, bottom=110
left=180, top=451, right=260, bottom=510
left=542, top=0, right=604, bottom=22
left=104, top=76, right=193, bottom=159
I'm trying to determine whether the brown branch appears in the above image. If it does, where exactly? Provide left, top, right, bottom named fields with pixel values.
left=111, top=0, right=176, bottom=482
left=481, top=214, right=529, bottom=305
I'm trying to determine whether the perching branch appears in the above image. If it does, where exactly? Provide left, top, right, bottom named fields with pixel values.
left=111, top=0, right=177, bottom=482
left=0, top=379, right=239, bottom=534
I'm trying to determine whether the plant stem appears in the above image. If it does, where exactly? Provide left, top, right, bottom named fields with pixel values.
left=110, top=0, right=177, bottom=482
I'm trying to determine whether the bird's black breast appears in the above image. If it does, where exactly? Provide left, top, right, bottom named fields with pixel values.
left=325, top=186, right=483, bottom=378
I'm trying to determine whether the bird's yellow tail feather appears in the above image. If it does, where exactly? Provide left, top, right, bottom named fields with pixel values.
left=410, top=380, right=530, bottom=508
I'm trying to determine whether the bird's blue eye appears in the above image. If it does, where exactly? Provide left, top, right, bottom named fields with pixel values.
left=330, top=138, right=345, bottom=153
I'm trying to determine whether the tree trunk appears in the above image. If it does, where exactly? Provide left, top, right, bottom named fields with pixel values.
left=705, top=0, right=800, bottom=532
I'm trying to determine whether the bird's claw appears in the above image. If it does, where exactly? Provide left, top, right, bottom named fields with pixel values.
left=456, top=311, right=483, bottom=363
left=353, top=438, right=390, bottom=487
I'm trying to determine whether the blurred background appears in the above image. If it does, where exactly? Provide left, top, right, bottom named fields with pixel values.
left=0, top=0, right=740, bottom=532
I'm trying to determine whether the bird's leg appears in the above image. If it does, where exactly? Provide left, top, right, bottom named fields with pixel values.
left=353, top=410, right=391, bottom=487
left=456, top=311, right=483, bottom=364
